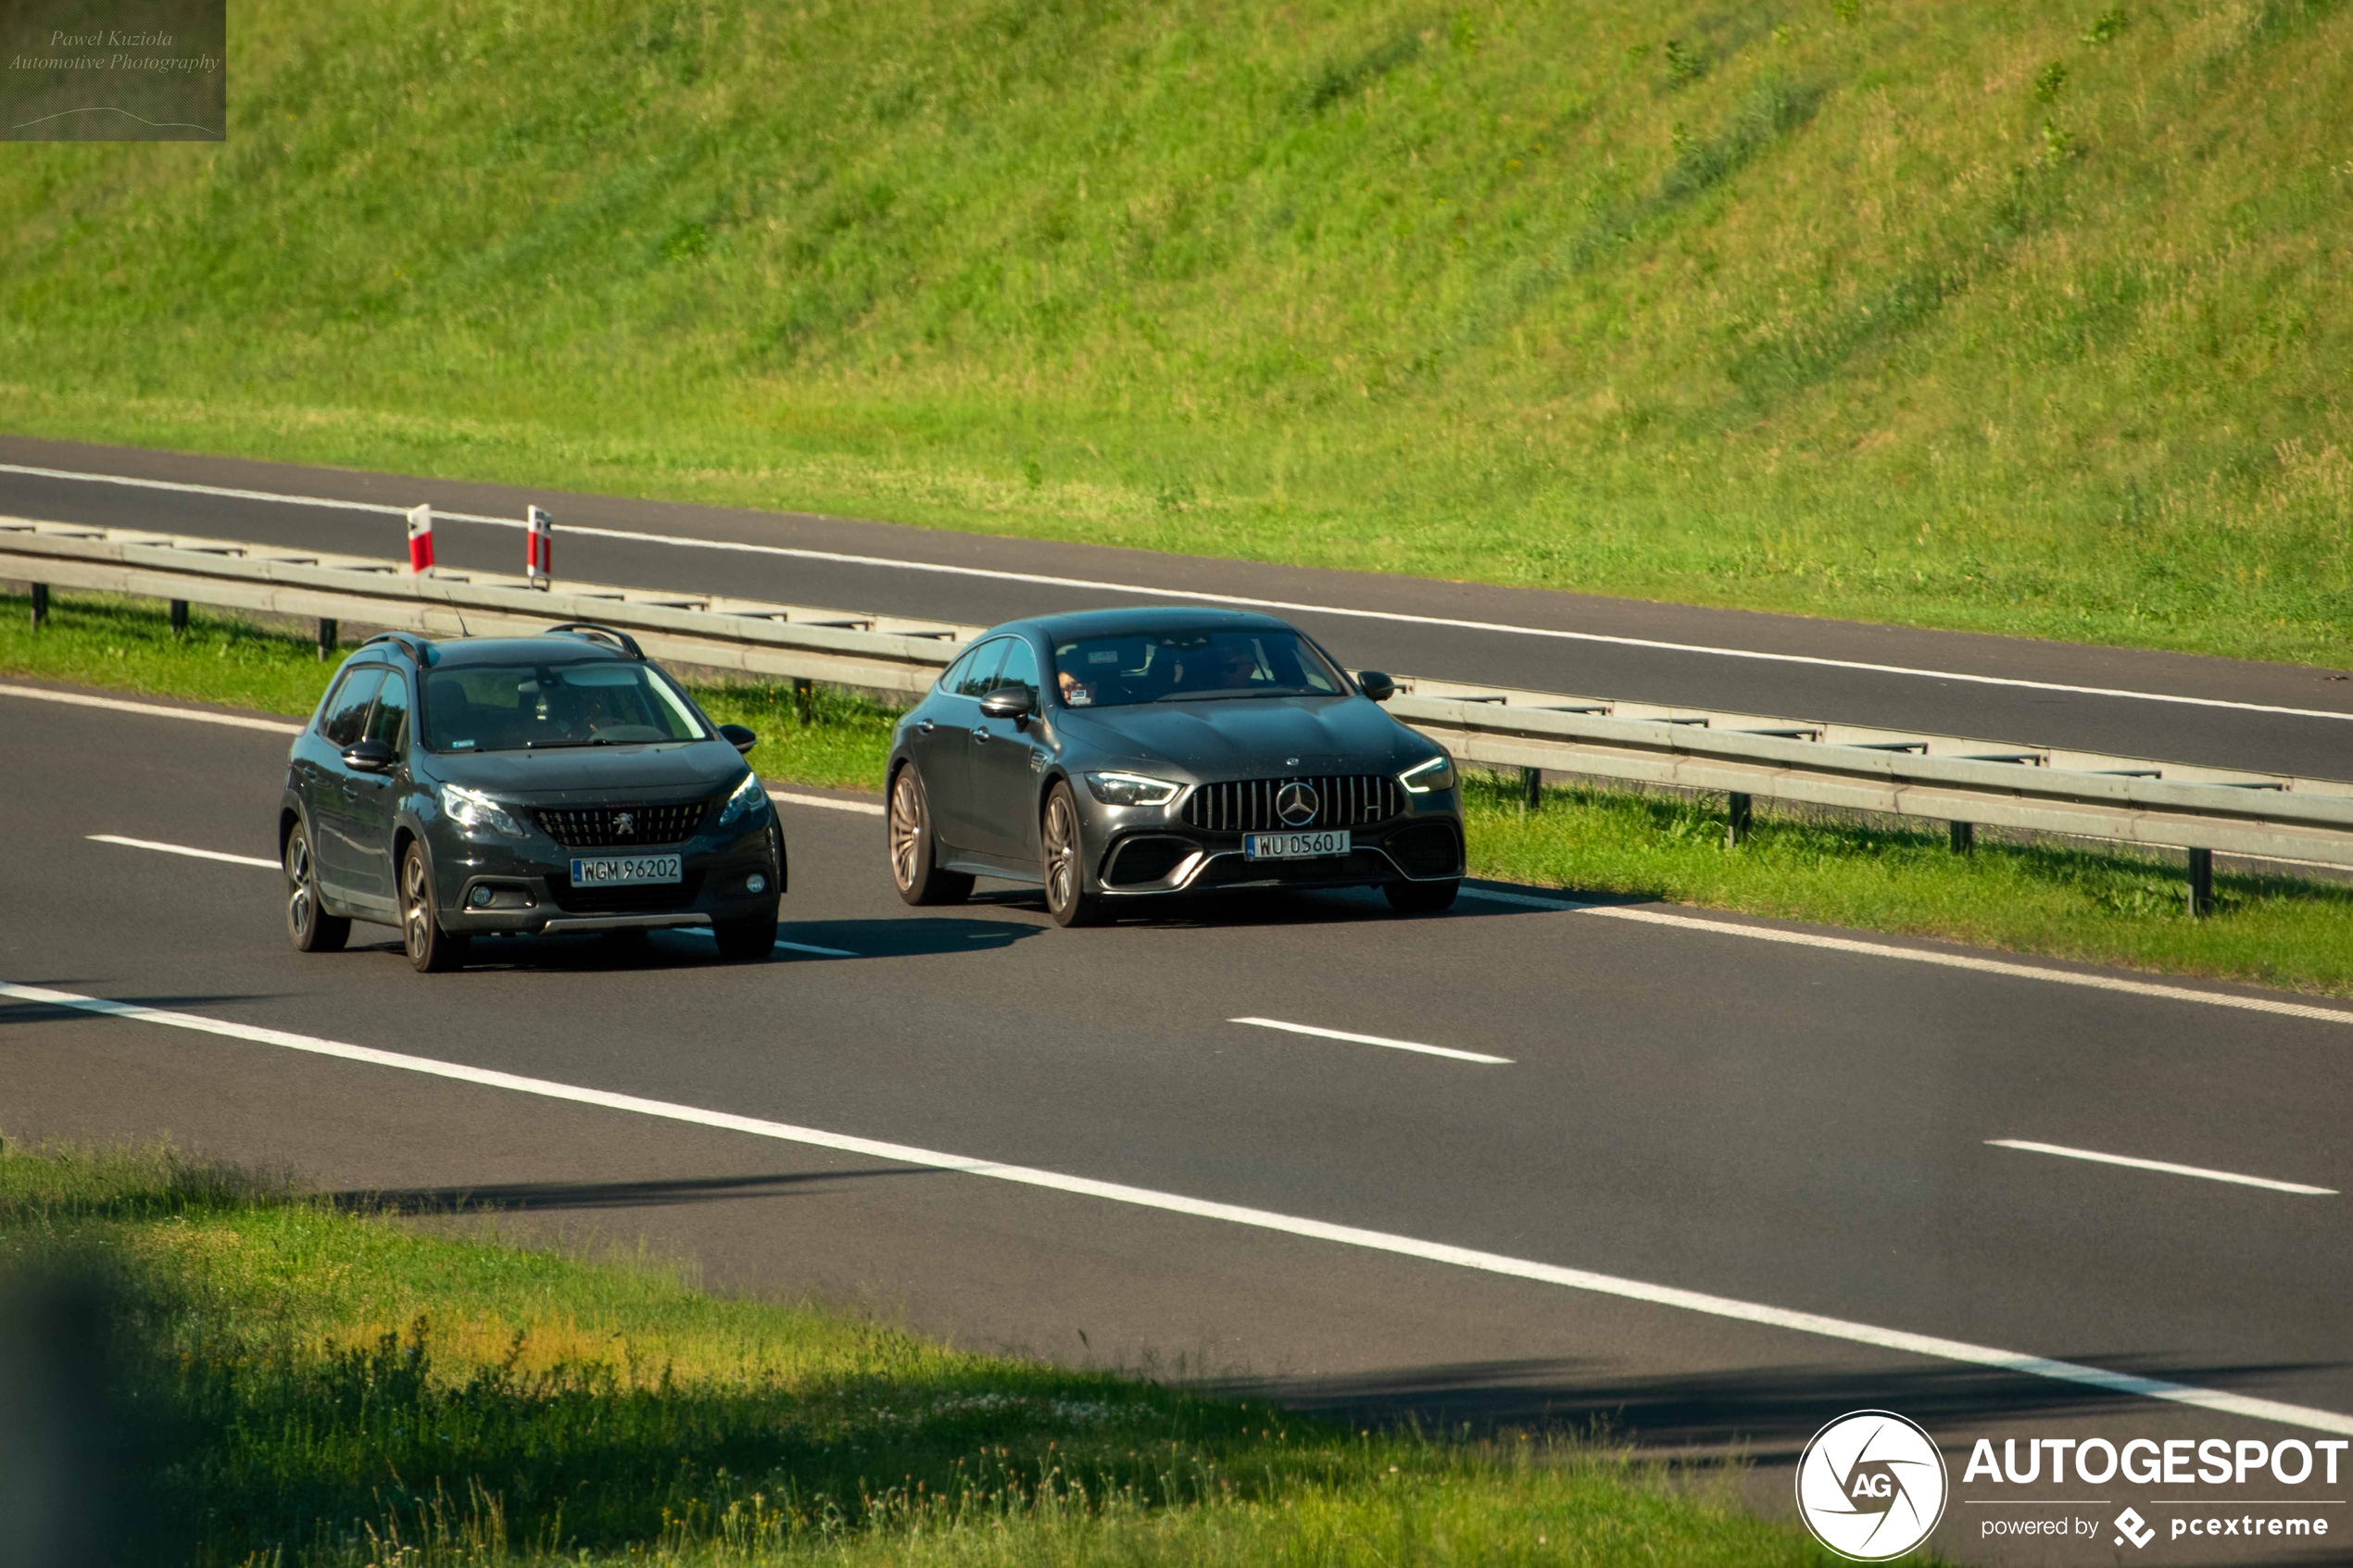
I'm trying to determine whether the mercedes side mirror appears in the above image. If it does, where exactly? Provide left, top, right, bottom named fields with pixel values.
left=1358, top=671, right=1397, bottom=703
left=978, top=687, right=1036, bottom=722
left=718, top=723, right=758, bottom=756
left=341, top=738, right=396, bottom=774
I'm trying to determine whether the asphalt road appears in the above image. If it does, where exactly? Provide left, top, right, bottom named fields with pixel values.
left=6, top=434, right=2353, bottom=783
left=4, top=680, right=2350, bottom=1563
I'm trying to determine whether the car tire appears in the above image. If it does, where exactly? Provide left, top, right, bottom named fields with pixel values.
left=1041, top=781, right=1104, bottom=928
left=1384, top=878, right=1460, bottom=915
left=713, top=910, right=779, bottom=961
left=283, top=822, right=350, bottom=953
left=887, top=764, right=973, bottom=907
left=400, top=840, right=470, bottom=972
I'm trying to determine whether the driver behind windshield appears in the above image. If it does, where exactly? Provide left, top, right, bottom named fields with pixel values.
left=423, top=662, right=707, bottom=751
left=1051, top=630, right=1342, bottom=708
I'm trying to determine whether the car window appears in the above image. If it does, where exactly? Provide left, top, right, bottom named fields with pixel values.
left=1049, top=629, right=1342, bottom=708
left=951, top=638, right=1009, bottom=699
left=422, top=661, right=707, bottom=752
left=320, top=667, right=384, bottom=747
left=364, top=671, right=409, bottom=752
left=991, top=638, right=1040, bottom=705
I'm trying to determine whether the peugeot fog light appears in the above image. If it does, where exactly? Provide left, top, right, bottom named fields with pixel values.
left=1398, top=754, right=1456, bottom=794
left=1084, top=771, right=1181, bottom=808
left=439, top=782, right=528, bottom=837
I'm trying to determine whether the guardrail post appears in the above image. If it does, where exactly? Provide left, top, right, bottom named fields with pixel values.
left=29, top=583, right=47, bottom=630
left=793, top=676, right=813, bottom=725
left=1520, top=766, right=1541, bottom=814
left=1725, top=792, right=1754, bottom=847
left=317, top=618, right=338, bottom=659
left=170, top=598, right=189, bottom=634
left=2187, top=847, right=2214, bottom=917
left=1950, top=822, right=1974, bottom=855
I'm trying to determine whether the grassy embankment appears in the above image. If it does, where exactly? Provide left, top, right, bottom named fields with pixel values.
left=8, top=588, right=2350, bottom=995
left=3, top=0, right=2351, bottom=667
left=0, top=1140, right=1839, bottom=1565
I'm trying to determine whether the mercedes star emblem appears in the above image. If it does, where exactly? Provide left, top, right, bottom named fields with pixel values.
left=1276, top=781, right=1320, bottom=827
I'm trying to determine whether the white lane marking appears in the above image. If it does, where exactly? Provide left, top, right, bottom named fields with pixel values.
left=1231, top=1015, right=1513, bottom=1065
left=1457, top=886, right=2353, bottom=1030
left=1987, top=1139, right=2338, bottom=1197
left=0, top=683, right=300, bottom=734
left=4, top=978, right=2347, bottom=1436
left=774, top=939, right=858, bottom=958
left=10, top=462, right=2348, bottom=722
left=88, top=834, right=277, bottom=870
left=770, top=789, right=886, bottom=817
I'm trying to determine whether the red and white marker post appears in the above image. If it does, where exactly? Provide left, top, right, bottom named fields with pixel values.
left=406, top=503, right=434, bottom=574
left=525, top=505, right=553, bottom=589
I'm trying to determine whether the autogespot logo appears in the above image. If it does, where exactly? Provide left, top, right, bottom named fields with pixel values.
left=1796, top=1411, right=1951, bottom=1561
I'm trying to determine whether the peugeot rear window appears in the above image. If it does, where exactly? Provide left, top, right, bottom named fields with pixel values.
left=1049, top=630, right=1344, bottom=709
left=421, top=661, right=707, bottom=752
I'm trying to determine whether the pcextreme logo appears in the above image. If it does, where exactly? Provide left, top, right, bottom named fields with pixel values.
left=1795, top=1411, right=1951, bottom=1561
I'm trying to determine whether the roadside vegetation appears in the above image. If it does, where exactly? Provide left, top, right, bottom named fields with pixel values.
left=3, top=0, right=2351, bottom=666
left=0, top=1139, right=1836, bottom=1565
left=6, top=588, right=2349, bottom=995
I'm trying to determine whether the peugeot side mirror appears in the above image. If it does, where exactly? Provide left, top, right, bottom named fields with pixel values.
left=978, top=687, right=1036, bottom=722
left=341, top=738, right=396, bottom=774
left=1358, top=671, right=1397, bottom=703
left=718, top=723, right=758, bottom=756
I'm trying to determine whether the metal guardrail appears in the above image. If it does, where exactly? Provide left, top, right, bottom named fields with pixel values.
left=9, top=516, right=2351, bottom=895
left=0, top=516, right=984, bottom=696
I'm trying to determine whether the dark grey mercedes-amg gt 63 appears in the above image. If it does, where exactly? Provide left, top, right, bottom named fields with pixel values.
left=277, top=625, right=784, bottom=972
left=884, top=608, right=1463, bottom=926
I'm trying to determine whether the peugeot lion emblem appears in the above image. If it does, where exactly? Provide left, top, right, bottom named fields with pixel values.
left=613, top=809, right=635, bottom=835
left=1276, top=781, right=1320, bottom=828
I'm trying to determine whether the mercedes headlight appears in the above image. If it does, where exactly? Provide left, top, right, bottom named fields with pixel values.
left=1398, top=753, right=1456, bottom=795
left=717, top=771, right=771, bottom=828
left=438, top=782, right=528, bottom=837
left=1084, top=771, right=1181, bottom=808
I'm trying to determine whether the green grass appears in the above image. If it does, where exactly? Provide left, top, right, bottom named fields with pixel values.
left=8, top=588, right=2350, bottom=994
left=3, top=0, right=2352, bottom=666
left=0, top=1140, right=1843, bottom=1565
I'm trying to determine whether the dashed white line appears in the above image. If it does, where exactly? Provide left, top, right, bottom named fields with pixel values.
left=1230, top=1015, right=1513, bottom=1064
left=1987, top=1139, right=2337, bottom=1196
left=11, top=461, right=2349, bottom=721
left=773, top=938, right=858, bottom=958
left=3, top=977, right=2348, bottom=1436
left=87, top=834, right=278, bottom=870
left=0, top=683, right=300, bottom=734
left=769, top=789, right=886, bottom=817
left=1455, top=886, right=2353, bottom=1030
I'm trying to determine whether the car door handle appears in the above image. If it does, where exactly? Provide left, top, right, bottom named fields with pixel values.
left=971, top=726, right=989, bottom=743
left=917, top=719, right=936, bottom=734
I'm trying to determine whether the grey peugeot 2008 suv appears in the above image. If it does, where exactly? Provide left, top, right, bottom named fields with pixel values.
left=278, top=624, right=785, bottom=971
left=884, top=607, right=1464, bottom=926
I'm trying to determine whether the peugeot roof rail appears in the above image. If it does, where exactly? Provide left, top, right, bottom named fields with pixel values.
left=359, top=631, right=432, bottom=662
left=541, top=622, right=645, bottom=659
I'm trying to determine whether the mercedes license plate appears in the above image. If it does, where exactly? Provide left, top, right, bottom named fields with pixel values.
left=1243, top=830, right=1350, bottom=860
left=568, top=853, right=683, bottom=886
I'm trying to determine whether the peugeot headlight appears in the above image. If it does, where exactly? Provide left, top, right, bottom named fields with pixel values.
left=438, top=781, right=527, bottom=838
left=1084, top=771, right=1181, bottom=808
left=1398, top=753, right=1456, bottom=795
left=717, top=771, right=771, bottom=828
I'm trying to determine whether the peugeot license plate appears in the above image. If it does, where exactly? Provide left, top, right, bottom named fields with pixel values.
left=568, top=853, right=683, bottom=886
left=1243, top=830, right=1350, bottom=860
